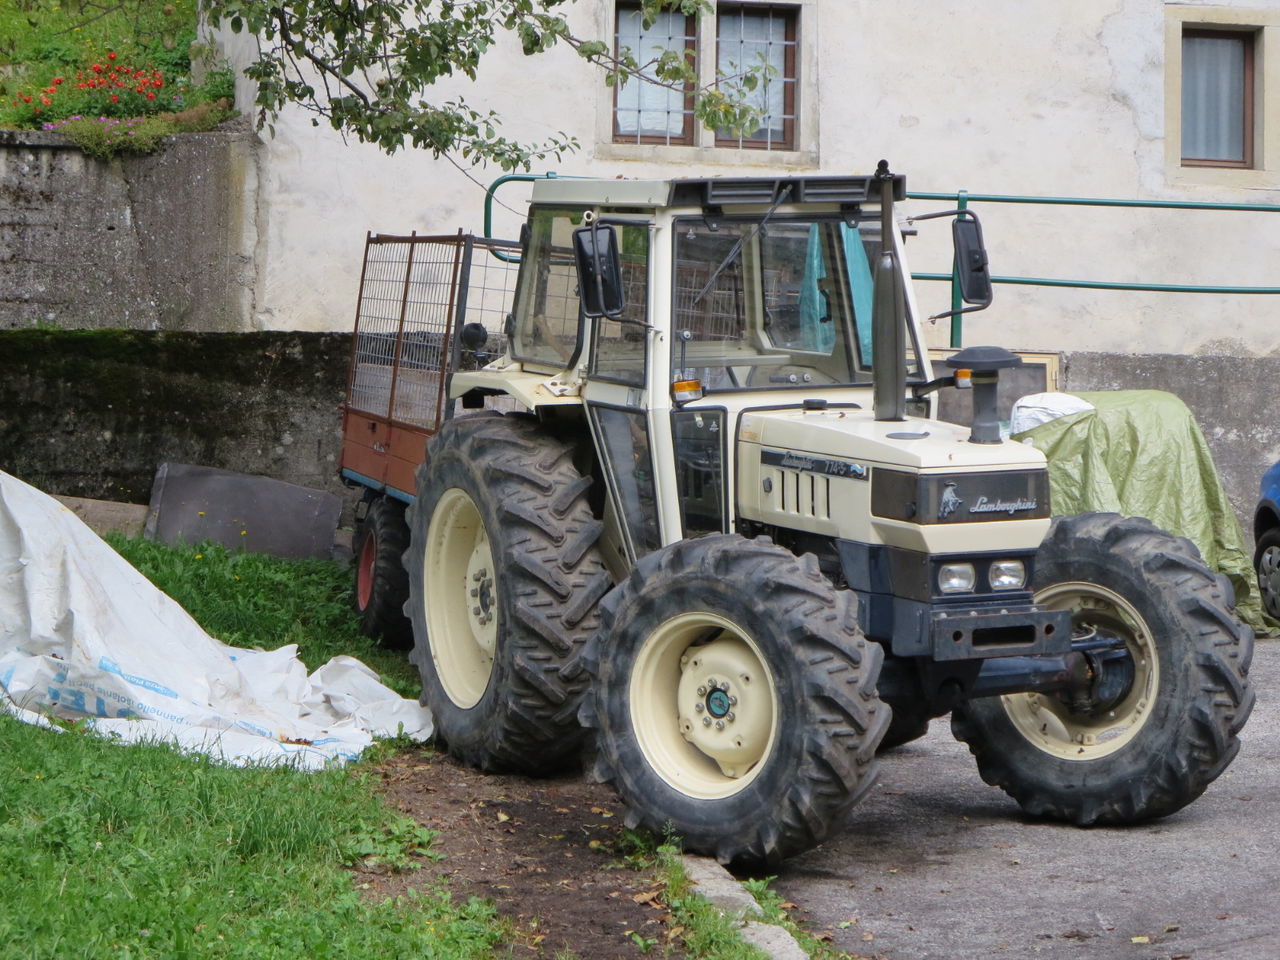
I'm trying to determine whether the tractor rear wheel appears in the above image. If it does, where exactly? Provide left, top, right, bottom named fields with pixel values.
left=352, top=496, right=412, bottom=648
left=580, top=534, right=888, bottom=869
left=952, top=513, right=1254, bottom=825
left=406, top=413, right=611, bottom=773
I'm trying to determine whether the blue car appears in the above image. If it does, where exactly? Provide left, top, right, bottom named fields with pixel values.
left=1255, top=460, right=1280, bottom=620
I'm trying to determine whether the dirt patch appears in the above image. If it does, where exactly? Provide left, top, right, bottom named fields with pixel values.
left=365, top=749, right=681, bottom=959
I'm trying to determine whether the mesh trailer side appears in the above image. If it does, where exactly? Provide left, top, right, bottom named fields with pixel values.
left=346, top=234, right=522, bottom=432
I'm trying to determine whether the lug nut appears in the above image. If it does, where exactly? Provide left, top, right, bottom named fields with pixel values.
left=715, top=720, right=725, bottom=730
left=470, top=588, right=479, bottom=597
left=696, top=685, right=707, bottom=697
left=706, top=677, right=717, bottom=689
left=702, top=717, right=712, bottom=727
left=726, top=712, right=735, bottom=723
left=472, top=606, right=482, bottom=616
left=694, top=703, right=704, bottom=713
left=729, top=696, right=738, bottom=706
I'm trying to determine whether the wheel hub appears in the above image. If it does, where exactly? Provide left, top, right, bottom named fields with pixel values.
left=676, top=637, right=772, bottom=778
left=1259, top=545, right=1280, bottom=619
left=425, top=487, right=498, bottom=709
left=1002, top=581, right=1156, bottom=760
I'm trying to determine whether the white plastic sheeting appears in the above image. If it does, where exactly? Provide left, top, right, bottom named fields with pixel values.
left=1009, top=392, right=1097, bottom=437
left=0, top=470, right=432, bottom=768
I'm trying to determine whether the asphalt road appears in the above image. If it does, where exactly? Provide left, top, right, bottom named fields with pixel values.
left=773, top=639, right=1279, bottom=960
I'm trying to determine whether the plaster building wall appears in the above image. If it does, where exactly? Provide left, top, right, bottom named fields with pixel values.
left=209, top=0, right=1280, bottom=361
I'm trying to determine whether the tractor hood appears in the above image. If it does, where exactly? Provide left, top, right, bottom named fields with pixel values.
left=735, top=406, right=1052, bottom=552
left=737, top=407, right=1048, bottom=471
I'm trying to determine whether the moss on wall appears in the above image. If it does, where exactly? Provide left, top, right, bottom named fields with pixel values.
left=1, top=330, right=352, bottom=502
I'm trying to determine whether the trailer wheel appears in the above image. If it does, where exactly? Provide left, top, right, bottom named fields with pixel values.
left=951, top=513, right=1254, bottom=825
left=352, top=496, right=412, bottom=648
left=405, top=413, right=610, bottom=773
left=580, top=535, right=888, bottom=868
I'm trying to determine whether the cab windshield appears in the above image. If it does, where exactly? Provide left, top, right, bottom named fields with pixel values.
left=670, top=217, right=923, bottom=392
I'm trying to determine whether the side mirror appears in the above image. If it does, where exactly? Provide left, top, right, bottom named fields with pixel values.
left=952, top=215, right=992, bottom=306
left=573, top=222, right=625, bottom=318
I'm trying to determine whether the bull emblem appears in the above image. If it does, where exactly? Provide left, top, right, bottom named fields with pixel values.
left=939, top=482, right=963, bottom=520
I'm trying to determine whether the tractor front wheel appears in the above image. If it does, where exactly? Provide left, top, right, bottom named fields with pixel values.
left=580, top=534, right=888, bottom=868
left=952, top=513, right=1254, bottom=825
left=406, top=413, right=611, bottom=773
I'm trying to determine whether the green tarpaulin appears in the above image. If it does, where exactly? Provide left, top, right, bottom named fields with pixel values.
left=1013, top=390, right=1267, bottom=633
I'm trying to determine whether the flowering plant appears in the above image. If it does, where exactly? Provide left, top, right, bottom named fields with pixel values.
left=6, top=49, right=189, bottom=126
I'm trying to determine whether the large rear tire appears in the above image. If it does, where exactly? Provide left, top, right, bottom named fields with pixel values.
left=580, top=534, right=888, bottom=869
left=952, top=513, right=1254, bottom=825
left=405, top=413, right=611, bottom=773
left=352, top=496, right=412, bottom=649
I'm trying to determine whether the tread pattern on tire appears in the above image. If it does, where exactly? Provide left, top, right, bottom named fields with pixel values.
left=406, top=412, right=611, bottom=773
left=578, top=534, right=889, bottom=868
left=952, top=512, right=1255, bottom=826
left=353, top=497, right=412, bottom=649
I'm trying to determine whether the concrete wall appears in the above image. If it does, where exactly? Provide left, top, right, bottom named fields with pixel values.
left=0, top=125, right=257, bottom=331
left=1062, top=351, right=1278, bottom=535
left=0, top=330, right=350, bottom=504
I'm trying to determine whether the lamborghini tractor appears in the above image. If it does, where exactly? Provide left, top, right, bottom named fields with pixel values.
left=340, top=164, right=1254, bottom=867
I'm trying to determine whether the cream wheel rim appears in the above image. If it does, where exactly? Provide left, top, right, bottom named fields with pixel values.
left=629, top=612, right=778, bottom=800
left=425, top=487, right=498, bottom=709
left=1001, top=581, right=1157, bottom=761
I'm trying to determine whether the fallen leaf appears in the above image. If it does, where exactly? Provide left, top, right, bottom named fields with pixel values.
left=555, top=807, right=571, bottom=813
left=1131, top=936, right=1150, bottom=944
left=633, top=890, right=661, bottom=904
left=496, top=812, right=510, bottom=823
left=862, top=932, right=875, bottom=941
left=837, top=919, right=859, bottom=929
left=1164, top=924, right=1180, bottom=933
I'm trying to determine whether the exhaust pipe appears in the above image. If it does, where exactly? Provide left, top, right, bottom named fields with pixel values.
left=872, top=161, right=906, bottom=422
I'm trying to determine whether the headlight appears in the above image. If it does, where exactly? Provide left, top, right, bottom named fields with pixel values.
left=989, top=559, right=1027, bottom=590
left=938, top=563, right=977, bottom=594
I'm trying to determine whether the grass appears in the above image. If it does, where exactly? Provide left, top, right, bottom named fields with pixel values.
left=0, top=537, right=517, bottom=960
left=0, top=712, right=509, bottom=960
left=105, top=535, right=419, bottom=698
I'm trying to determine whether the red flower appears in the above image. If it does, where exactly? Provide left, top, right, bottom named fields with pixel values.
left=53, top=77, right=63, bottom=85
left=92, top=64, right=103, bottom=73
left=107, top=51, right=117, bottom=61
left=146, top=92, right=156, bottom=100
left=110, top=95, right=119, bottom=103
left=40, top=96, right=51, bottom=106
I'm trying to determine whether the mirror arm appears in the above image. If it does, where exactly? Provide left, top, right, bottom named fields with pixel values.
left=911, top=375, right=958, bottom=399
left=906, top=208, right=975, bottom=223
left=928, top=300, right=992, bottom=322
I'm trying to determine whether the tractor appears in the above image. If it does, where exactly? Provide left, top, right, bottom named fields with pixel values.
left=340, top=164, right=1254, bottom=867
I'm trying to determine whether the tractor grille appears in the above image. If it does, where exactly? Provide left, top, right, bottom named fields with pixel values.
left=763, top=466, right=831, bottom=520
